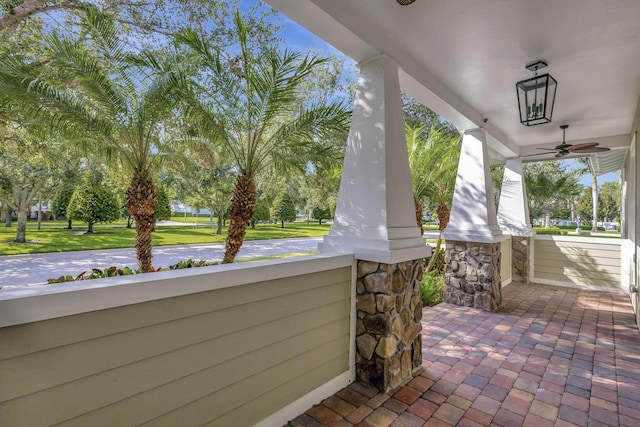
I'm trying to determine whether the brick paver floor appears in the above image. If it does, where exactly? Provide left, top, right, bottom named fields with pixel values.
left=286, top=282, right=640, bottom=427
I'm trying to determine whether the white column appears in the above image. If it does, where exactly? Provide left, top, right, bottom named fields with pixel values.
left=443, top=129, right=504, bottom=243
left=497, top=159, right=535, bottom=236
left=318, top=54, right=428, bottom=264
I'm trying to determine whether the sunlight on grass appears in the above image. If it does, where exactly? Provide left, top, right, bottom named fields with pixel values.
left=0, top=221, right=330, bottom=256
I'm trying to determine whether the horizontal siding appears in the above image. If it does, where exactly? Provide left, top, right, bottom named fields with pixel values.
left=0, top=266, right=352, bottom=427
left=534, top=238, right=621, bottom=288
left=501, top=237, right=512, bottom=282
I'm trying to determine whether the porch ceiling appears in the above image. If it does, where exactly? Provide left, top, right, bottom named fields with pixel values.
left=266, top=0, right=640, bottom=174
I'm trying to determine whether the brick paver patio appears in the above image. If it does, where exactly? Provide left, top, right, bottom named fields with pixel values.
left=287, top=282, right=640, bottom=427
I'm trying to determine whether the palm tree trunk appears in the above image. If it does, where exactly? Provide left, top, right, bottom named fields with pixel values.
left=426, top=204, right=451, bottom=272
left=415, top=197, right=424, bottom=236
left=436, top=204, right=450, bottom=231
left=125, top=169, right=156, bottom=273
left=223, top=172, right=256, bottom=264
left=591, top=176, right=599, bottom=232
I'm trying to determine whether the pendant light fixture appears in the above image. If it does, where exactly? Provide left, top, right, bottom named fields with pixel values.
left=516, top=60, right=557, bottom=126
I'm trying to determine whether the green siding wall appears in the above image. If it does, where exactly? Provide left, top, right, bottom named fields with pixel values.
left=534, top=238, right=621, bottom=289
left=0, top=266, right=352, bottom=427
left=501, top=237, right=512, bottom=283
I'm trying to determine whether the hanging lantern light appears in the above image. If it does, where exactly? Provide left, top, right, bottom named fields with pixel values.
left=516, top=60, right=557, bottom=126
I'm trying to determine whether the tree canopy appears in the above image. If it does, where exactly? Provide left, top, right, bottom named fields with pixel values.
left=524, top=161, right=583, bottom=225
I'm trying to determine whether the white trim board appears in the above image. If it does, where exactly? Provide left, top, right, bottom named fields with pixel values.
left=530, top=278, right=627, bottom=294
left=0, top=253, right=354, bottom=327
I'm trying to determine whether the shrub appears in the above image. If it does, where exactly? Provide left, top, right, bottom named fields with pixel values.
left=420, top=269, right=444, bottom=307
left=46, top=259, right=218, bottom=284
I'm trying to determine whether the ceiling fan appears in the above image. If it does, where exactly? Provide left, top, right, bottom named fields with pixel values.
left=524, top=125, right=610, bottom=158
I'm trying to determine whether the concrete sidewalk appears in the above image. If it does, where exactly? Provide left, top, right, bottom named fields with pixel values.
left=0, top=237, right=324, bottom=287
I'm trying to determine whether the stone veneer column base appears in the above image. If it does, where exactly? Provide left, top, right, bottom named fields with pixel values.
left=355, top=259, right=423, bottom=392
left=444, top=240, right=502, bottom=312
left=512, top=237, right=530, bottom=283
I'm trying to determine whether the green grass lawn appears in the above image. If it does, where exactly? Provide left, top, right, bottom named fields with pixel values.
left=0, top=220, right=331, bottom=256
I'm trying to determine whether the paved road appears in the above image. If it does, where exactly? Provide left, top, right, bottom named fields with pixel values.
left=0, top=231, right=440, bottom=288
left=0, top=237, right=324, bottom=287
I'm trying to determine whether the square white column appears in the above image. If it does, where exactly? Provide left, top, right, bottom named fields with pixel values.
left=497, top=159, right=535, bottom=236
left=318, top=55, right=428, bottom=264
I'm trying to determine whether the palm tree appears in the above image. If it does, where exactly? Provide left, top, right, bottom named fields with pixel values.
left=177, top=11, right=350, bottom=263
left=406, top=124, right=461, bottom=270
left=524, top=161, right=582, bottom=226
left=0, top=7, right=180, bottom=272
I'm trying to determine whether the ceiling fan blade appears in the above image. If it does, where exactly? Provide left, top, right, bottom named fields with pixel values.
left=568, top=142, right=599, bottom=151
left=571, top=146, right=611, bottom=153
left=521, top=152, right=557, bottom=157
left=535, top=147, right=559, bottom=151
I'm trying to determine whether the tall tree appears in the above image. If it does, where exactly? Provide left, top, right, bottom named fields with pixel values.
left=599, top=180, right=621, bottom=223
left=177, top=11, right=350, bottom=263
left=0, top=123, right=64, bottom=242
left=0, top=8, right=181, bottom=271
left=574, top=158, right=603, bottom=233
left=576, top=186, right=597, bottom=225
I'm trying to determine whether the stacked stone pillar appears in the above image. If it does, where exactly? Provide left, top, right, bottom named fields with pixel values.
left=512, top=237, right=531, bottom=283
left=444, top=241, right=502, bottom=312
left=355, top=259, right=423, bottom=391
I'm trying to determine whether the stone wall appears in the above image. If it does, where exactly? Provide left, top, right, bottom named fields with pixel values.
left=512, top=237, right=530, bottom=283
left=444, top=240, right=502, bottom=312
left=355, top=259, right=423, bottom=392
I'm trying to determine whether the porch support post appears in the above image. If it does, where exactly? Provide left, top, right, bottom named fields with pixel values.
left=319, top=54, right=429, bottom=392
left=443, top=129, right=505, bottom=312
left=497, top=159, right=535, bottom=283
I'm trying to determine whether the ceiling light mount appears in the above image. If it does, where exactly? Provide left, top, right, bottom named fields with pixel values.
left=525, top=60, right=548, bottom=73
left=516, top=59, right=557, bottom=126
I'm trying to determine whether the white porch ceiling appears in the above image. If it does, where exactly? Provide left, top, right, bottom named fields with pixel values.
left=266, top=0, right=640, bottom=175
